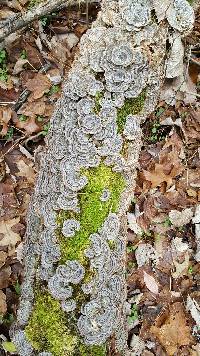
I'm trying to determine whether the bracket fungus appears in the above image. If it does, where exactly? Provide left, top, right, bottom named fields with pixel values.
left=12, top=0, right=195, bottom=355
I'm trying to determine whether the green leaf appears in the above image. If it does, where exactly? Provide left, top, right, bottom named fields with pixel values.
left=19, top=114, right=27, bottom=122
left=48, top=85, right=60, bottom=96
left=2, top=341, right=17, bottom=353
left=20, top=49, right=27, bottom=59
left=156, top=107, right=165, bottom=117
left=0, top=49, right=7, bottom=64
left=37, top=115, right=44, bottom=122
left=5, top=127, right=14, bottom=140
left=14, top=280, right=21, bottom=295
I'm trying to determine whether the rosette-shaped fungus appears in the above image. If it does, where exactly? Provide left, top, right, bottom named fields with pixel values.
left=119, top=0, right=152, bottom=31
left=12, top=331, right=33, bottom=356
left=62, top=219, right=80, bottom=238
left=166, top=0, right=195, bottom=34
left=78, top=299, right=119, bottom=345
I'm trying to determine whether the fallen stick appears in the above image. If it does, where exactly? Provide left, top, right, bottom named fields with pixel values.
left=0, top=0, right=99, bottom=43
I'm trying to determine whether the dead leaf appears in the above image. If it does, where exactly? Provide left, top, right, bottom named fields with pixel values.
left=0, top=107, right=13, bottom=135
left=0, top=251, right=7, bottom=268
left=6, top=0, right=23, bottom=11
left=13, top=58, right=29, bottom=75
left=0, top=7, right=16, bottom=19
left=143, top=271, right=159, bottom=294
left=143, top=163, right=173, bottom=189
left=169, top=208, right=193, bottom=227
left=16, top=159, right=36, bottom=184
left=25, top=73, right=51, bottom=100
left=0, top=217, right=21, bottom=248
left=135, top=244, right=157, bottom=267
left=24, top=42, right=44, bottom=70
left=0, top=290, right=7, bottom=315
left=0, top=266, right=11, bottom=289
left=127, top=212, right=143, bottom=234
left=166, top=33, right=184, bottom=79
left=0, top=181, right=19, bottom=220
left=151, top=303, right=193, bottom=355
left=17, top=99, right=45, bottom=117
left=172, top=251, right=190, bottom=278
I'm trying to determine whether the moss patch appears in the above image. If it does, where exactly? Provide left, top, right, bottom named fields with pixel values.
left=93, top=92, right=104, bottom=114
left=117, top=89, right=146, bottom=133
left=59, top=163, right=126, bottom=263
left=25, top=292, right=78, bottom=355
left=25, top=291, right=107, bottom=356
left=79, top=343, right=107, bottom=356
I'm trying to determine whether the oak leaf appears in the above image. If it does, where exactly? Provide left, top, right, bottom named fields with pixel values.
left=143, top=163, right=173, bottom=189
left=25, top=73, right=51, bottom=100
left=0, top=217, right=21, bottom=247
left=151, top=302, right=193, bottom=355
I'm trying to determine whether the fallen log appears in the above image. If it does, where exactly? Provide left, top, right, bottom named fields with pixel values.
left=0, top=0, right=100, bottom=43
left=11, top=0, right=195, bottom=355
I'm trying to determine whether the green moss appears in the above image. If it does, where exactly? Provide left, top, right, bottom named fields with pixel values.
left=25, top=292, right=78, bottom=355
left=59, top=163, right=126, bottom=263
left=116, top=89, right=146, bottom=133
left=79, top=343, right=107, bottom=356
left=25, top=291, right=107, bottom=356
left=93, top=92, right=104, bottom=114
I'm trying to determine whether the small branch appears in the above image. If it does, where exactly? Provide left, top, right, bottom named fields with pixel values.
left=0, top=0, right=99, bottom=43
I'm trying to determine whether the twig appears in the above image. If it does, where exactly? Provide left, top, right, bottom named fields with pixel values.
left=190, top=57, right=200, bottom=67
left=0, top=0, right=99, bottom=43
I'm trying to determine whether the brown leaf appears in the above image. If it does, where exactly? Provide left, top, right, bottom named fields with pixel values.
left=0, top=251, right=7, bottom=268
left=0, top=290, right=7, bottom=315
left=143, top=163, right=174, bottom=189
left=0, top=87, right=18, bottom=102
left=150, top=303, right=193, bottom=355
left=0, top=266, right=11, bottom=289
left=16, top=159, right=36, bottom=184
left=0, top=106, right=13, bottom=135
left=0, top=181, right=19, bottom=220
left=0, top=217, right=21, bottom=248
left=143, top=271, right=159, bottom=294
left=13, top=58, right=29, bottom=75
left=14, top=116, right=40, bottom=134
left=25, top=73, right=51, bottom=100
left=17, top=99, right=45, bottom=117
left=6, top=0, right=23, bottom=11
left=0, top=7, right=15, bottom=19
left=24, top=43, right=44, bottom=70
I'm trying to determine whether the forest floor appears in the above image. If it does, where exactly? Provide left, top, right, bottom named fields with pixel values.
left=0, top=2, right=200, bottom=355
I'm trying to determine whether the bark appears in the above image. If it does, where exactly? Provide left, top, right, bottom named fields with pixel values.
left=0, top=0, right=99, bottom=43
left=11, top=1, right=195, bottom=355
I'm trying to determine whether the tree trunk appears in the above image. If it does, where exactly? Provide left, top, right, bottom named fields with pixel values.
left=11, top=1, right=195, bottom=355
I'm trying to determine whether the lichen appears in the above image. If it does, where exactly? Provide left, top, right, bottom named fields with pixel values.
left=116, top=89, right=146, bottom=133
left=58, top=163, right=126, bottom=263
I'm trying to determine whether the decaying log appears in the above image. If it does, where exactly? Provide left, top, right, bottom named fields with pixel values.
left=0, top=0, right=99, bottom=43
left=11, top=1, right=195, bottom=355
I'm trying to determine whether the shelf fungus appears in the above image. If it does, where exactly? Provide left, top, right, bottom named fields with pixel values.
left=12, top=0, right=195, bottom=355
